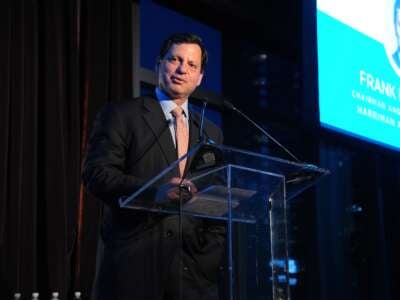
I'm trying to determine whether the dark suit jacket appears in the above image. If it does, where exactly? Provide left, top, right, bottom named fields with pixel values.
left=83, top=95, right=225, bottom=300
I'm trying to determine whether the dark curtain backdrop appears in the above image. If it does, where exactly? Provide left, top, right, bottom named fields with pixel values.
left=0, top=0, right=133, bottom=298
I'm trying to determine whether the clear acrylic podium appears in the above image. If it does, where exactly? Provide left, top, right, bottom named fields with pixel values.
left=119, top=142, right=328, bottom=300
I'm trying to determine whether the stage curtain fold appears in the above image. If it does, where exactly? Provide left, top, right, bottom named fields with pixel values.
left=0, top=0, right=133, bottom=298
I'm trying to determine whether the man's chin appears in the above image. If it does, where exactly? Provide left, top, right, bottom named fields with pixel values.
left=165, top=88, right=190, bottom=100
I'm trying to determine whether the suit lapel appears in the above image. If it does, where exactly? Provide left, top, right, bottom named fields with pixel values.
left=141, top=96, right=177, bottom=167
left=189, top=108, right=200, bottom=149
left=186, top=108, right=201, bottom=174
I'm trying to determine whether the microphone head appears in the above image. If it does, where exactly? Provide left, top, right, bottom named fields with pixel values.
left=222, top=99, right=236, bottom=110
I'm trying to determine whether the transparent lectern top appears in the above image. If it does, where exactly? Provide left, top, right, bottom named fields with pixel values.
left=119, top=141, right=329, bottom=223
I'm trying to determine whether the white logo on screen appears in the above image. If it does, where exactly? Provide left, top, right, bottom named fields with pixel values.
left=384, top=0, right=400, bottom=76
left=318, top=0, right=400, bottom=76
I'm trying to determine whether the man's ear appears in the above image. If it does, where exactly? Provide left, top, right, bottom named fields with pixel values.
left=196, top=72, right=204, bottom=86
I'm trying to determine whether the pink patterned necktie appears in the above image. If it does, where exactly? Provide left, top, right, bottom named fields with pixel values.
left=171, top=106, right=189, bottom=177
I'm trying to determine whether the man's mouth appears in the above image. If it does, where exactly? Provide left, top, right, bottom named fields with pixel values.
left=171, top=76, right=185, bottom=84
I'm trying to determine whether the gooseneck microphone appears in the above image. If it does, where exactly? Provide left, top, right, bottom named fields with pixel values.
left=198, top=100, right=208, bottom=143
left=222, top=99, right=301, bottom=163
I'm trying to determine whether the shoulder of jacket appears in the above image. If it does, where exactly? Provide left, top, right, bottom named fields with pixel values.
left=103, top=95, right=157, bottom=113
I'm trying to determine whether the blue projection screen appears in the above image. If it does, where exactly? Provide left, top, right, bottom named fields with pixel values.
left=317, top=0, right=400, bottom=151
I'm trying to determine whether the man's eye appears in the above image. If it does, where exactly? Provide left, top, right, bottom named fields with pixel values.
left=189, top=63, right=198, bottom=69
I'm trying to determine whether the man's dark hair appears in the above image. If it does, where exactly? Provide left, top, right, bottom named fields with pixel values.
left=158, top=33, right=208, bottom=73
left=395, top=0, right=400, bottom=24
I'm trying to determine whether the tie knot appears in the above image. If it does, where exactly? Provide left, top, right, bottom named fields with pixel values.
left=171, top=106, right=184, bottom=119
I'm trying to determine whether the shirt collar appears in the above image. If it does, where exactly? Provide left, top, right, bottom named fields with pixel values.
left=155, top=87, right=189, bottom=119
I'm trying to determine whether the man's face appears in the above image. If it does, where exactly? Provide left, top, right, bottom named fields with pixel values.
left=157, top=43, right=204, bottom=100
left=396, top=9, right=400, bottom=48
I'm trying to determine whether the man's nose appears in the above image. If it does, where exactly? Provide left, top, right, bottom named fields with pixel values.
left=176, top=62, right=188, bottom=73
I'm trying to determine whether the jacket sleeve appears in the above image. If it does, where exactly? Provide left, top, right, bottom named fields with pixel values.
left=82, top=103, right=146, bottom=207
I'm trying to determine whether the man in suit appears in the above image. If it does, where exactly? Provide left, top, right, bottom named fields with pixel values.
left=83, top=33, right=225, bottom=300
left=393, top=0, right=400, bottom=68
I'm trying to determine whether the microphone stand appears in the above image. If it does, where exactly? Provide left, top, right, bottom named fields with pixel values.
left=198, top=100, right=208, bottom=143
left=223, top=99, right=301, bottom=163
left=223, top=99, right=321, bottom=186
